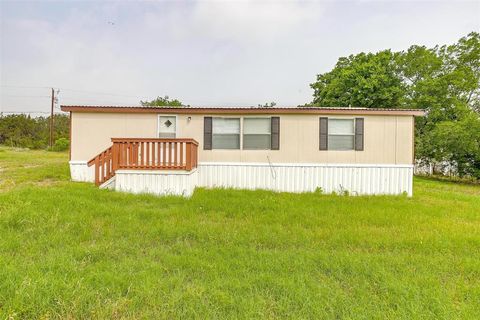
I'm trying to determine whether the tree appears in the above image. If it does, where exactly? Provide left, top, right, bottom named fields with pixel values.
left=399, top=33, right=480, bottom=128
left=406, top=33, right=480, bottom=178
left=310, top=50, right=405, bottom=108
left=420, top=113, right=480, bottom=178
left=0, top=114, right=42, bottom=148
left=257, top=102, right=276, bottom=108
left=442, top=32, right=480, bottom=113
left=140, top=96, right=184, bottom=107
left=0, top=114, right=70, bottom=149
left=396, top=45, right=443, bottom=105
left=309, top=32, right=480, bottom=179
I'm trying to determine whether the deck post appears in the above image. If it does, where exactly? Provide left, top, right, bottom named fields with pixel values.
left=112, top=143, right=119, bottom=172
left=186, top=142, right=192, bottom=171
left=94, top=157, right=99, bottom=185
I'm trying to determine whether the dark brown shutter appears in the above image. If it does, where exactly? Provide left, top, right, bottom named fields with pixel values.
left=355, top=118, right=364, bottom=151
left=204, top=117, right=212, bottom=150
left=271, top=117, right=280, bottom=150
left=319, top=117, right=328, bottom=150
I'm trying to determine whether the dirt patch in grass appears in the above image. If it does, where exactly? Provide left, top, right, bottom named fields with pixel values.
left=21, top=164, right=41, bottom=169
left=34, top=178, right=60, bottom=187
left=0, top=180, right=15, bottom=191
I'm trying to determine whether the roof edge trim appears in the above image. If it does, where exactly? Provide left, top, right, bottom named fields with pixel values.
left=60, top=105, right=426, bottom=116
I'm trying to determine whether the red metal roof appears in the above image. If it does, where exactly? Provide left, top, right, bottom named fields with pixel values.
left=60, top=105, right=425, bottom=116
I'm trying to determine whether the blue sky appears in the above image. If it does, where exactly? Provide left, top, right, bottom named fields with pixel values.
left=1, top=0, right=479, bottom=114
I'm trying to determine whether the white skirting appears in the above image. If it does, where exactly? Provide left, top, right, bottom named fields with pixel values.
left=69, top=161, right=95, bottom=182
left=69, top=162, right=414, bottom=197
left=115, top=169, right=198, bottom=197
left=198, top=162, right=413, bottom=196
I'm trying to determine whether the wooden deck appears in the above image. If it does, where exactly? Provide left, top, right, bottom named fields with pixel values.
left=88, top=138, right=199, bottom=186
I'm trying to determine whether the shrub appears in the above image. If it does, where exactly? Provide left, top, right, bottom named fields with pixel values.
left=51, top=138, right=69, bottom=152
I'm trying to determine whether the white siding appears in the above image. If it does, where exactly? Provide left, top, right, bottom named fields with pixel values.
left=115, top=169, right=198, bottom=197
left=69, top=162, right=413, bottom=197
left=69, top=161, right=95, bottom=182
left=198, top=163, right=413, bottom=196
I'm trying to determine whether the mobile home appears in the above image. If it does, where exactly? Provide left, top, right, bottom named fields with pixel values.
left=61, top=106, right=424, bottom=197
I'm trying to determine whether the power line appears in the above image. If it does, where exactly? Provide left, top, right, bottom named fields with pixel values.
left=4, top=86, right=255, bottom=104
left=1, top=85, right=146, bottom=99
left=1, top=84, right=264, bottom=106
left=58, top=87, right=149, bottom=98
left=60, top=96, right=138, bottom=101
left=0, top=95, right=51, bottom=98
left=0, top=85, right=51, bottom=89
left=1, top=111, right=56, bottom=114
left=0, top=106, right=52, bottom=110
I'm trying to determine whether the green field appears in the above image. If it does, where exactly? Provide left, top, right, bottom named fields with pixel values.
left=0, top=147, right=479, bottom=319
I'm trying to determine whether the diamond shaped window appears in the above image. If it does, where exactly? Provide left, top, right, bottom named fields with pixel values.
left=164, top=120, right=172, bottom=127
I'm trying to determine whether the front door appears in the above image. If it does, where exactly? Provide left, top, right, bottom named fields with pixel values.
left=158, top=116, right=176, bottom=138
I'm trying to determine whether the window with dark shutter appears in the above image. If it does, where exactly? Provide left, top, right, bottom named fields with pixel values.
left=212, top=117, right=240, bottom=149
left=355, top=118, right=364, bottom=151
left=328, top=119, right=355, bottom=150
left=204, top=117, right=212, bottom=150
left=271, top=117, right=280, bottom=150
left=243, top=118, right=271, bottom=150
left=319, top=117, right=328, bottom=150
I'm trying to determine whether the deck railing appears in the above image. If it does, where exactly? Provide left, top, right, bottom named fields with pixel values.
left=88, top=138, right=199, bottom=186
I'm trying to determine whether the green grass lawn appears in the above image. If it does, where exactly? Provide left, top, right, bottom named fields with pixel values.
left=0, top=147, right=479, bottom=319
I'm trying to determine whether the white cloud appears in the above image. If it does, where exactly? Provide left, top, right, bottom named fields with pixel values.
left=189, top=0, right=326, bottom=44
left=0, top=0, right=479, bottom=112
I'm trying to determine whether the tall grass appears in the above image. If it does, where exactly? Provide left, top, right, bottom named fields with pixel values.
left=0, top=147, right=479, bottom=319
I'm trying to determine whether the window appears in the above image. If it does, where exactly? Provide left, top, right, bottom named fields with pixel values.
left=243, top=118, right=271, bottom=150
left=328, top=119, right=355, bottom=150
left=158, top=116, right=176, bottom=138
left=212, top=117, right=240, bottom=149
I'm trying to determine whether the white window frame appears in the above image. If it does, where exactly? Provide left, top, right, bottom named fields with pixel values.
left=327, top=117, right=355, bottom=151
left=157, top=114, right=179, bottom=138
left=212, top=116, right=241, bottom=150
left=242, top=116, right=272, bottom=150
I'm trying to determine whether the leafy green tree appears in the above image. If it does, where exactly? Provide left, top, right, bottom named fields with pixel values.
left=0, top=114, right=70, bottom=149
left=401, top=33, right=479, bottom=128
left=420, top=113, right=480, bottom=178
left=0, top=114, right=42, bottom=148
left=258, top=102, right=277, bottom=108
left=409, top=33, right=480, bottom=178
left=310, top=32, right=480, bottom=179
left=396, top=45, right=443, bottom=105
left=441, top=32, right=480, bottom=113
left=310, top=50, right=405, bottom=108
left=140, top=96, right=183, bottom=107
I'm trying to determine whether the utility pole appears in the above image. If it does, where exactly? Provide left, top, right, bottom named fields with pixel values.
left=49, top=88, right=55, bottom=147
